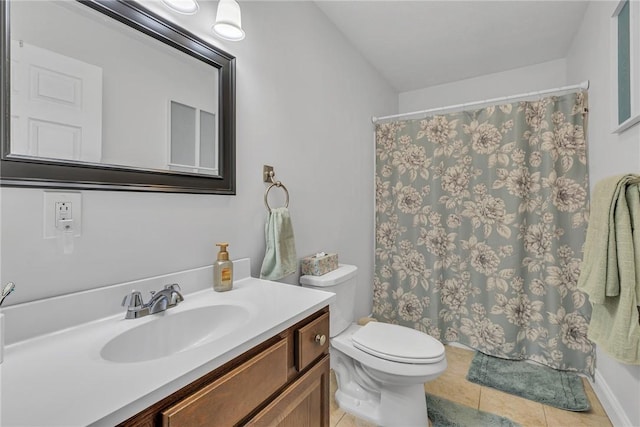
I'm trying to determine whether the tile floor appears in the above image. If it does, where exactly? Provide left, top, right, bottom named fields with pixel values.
left=330, top=345, right=613, bottom=427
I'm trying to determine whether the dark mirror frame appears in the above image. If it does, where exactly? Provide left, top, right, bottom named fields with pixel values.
left=0, top=0, right=236, bottom=194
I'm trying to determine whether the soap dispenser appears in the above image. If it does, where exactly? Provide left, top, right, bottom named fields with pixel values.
left=213, top=243, right=233, bottom=292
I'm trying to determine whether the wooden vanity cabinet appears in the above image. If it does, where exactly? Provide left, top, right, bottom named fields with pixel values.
left=117, top=307, right=330, bottom=427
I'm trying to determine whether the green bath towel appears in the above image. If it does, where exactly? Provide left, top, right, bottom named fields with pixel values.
left=260, top=207, right=298, bottom=281
left=577, top=174, right=640, bottom=364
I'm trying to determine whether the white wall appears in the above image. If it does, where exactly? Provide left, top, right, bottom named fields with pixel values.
left=399, top=58, right=568, bottom=113
left=566, top=2, right=640, bottom=426
left=0, top=2, right=397, bottom=323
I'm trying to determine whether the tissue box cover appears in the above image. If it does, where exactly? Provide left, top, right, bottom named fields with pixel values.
left=301, top=253, right=339, bottom=276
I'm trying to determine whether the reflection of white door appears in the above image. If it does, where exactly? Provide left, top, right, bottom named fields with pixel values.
left=10, top=40, right=103, bottom=162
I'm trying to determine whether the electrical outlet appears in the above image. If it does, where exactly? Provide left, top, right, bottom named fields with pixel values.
left=44, top=192, right=82, bottom=239
left=55, top=202, right=72, bottom=224
left=54, top=202, right=74, bottom=233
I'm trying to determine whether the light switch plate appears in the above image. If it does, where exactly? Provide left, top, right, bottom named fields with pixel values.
left=43, top=192, right=82, bottom=239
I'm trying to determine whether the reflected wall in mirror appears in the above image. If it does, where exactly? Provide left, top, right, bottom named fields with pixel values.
left=0, top=0, right=236, bottom=193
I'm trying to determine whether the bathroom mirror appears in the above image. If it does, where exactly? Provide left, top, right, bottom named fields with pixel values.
left=0, top=0, right=236, bottom=194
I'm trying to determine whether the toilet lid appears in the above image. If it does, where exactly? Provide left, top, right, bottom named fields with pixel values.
left=351, top=322, right=445, bottom=364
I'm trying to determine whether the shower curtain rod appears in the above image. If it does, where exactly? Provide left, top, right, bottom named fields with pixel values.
left=371, top=80, right=589, bottom=124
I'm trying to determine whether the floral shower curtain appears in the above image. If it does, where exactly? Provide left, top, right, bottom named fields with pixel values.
left=373, top=91, right=595, bottom=376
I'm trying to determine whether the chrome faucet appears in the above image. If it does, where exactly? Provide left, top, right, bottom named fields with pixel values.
left=121, top=283, right=184, bottom=319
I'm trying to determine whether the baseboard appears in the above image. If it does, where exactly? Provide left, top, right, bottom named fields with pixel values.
left=590, top=368, right=633, bottom=427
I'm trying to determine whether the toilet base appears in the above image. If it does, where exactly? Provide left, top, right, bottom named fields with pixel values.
left=335, top=382, right=428, bottom=427
left=333, top=348, right=433, bottom=427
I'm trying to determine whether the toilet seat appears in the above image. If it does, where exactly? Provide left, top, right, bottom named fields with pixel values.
left=331, top=324, right=447, bottom=378
left=351, top=322, right=445, bottom=364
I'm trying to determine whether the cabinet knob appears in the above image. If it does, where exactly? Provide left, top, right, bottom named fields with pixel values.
left=314, top=334, right=327, bottom=346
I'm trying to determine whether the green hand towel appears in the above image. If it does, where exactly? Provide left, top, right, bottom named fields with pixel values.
left=577, top=174, right=638, bottom=302
left=631, top=185, right=640, bottom=309
left=577, top=175, right=640, bottom=364
left=260, top=207, right=298, bottom=281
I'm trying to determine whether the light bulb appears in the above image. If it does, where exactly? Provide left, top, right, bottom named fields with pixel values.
left=161, top=0, right=199, bottom=15
left=213, top=0, right=245, bottom=41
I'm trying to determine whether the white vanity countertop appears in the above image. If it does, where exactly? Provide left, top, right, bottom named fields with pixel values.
left=1, top=263, right=335, bottom=427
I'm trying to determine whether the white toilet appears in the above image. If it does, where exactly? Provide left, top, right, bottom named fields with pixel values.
left=300, top=264, right=447, bottom=427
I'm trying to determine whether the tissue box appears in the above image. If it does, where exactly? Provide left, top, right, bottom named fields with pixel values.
left=301, top=253, right=339, bottom=276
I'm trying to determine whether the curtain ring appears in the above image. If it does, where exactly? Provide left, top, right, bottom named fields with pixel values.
left=264, top=181, right=289, bottom=213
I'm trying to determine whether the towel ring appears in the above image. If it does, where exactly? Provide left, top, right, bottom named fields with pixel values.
left=264, top=181, right=289, bottom=213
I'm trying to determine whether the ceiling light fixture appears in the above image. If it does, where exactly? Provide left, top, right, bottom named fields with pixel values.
left=161, top=0, right=199, bottom=15
left=213, top=0, right=245, bottom=41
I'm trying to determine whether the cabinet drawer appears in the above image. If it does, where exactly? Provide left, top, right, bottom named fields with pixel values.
left=161, top=338, right=288, bottom=427
left=295, top=312, right=329, bottom=371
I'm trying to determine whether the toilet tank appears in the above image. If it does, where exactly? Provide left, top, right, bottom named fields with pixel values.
left=300, top=264, right=358, bottom=337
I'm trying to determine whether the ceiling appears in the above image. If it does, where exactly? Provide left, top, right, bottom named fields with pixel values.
left=315, top=1, right=590, bottom=93
left=140, top=0, right=590, bottom=94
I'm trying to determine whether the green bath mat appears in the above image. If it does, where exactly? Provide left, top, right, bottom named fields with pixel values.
left=466, top=352, right=590, bottom=411
left=426, top=393, right=520, bottom=427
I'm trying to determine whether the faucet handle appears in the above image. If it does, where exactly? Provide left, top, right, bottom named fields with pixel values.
left=164, top=283, right=184, bottom=306
left=122, top=290, right=144, bottom=308
left=164, top=283, right=181, bottom=291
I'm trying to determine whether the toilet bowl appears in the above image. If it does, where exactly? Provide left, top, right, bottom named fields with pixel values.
left=300, top=264, right=447, bottom=427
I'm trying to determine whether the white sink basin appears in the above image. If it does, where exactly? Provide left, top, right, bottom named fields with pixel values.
left=101, top=305, right=250, bottom=363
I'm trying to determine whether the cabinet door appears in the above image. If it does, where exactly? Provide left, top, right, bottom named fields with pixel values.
left=244, top=355, right=329, bottom=427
